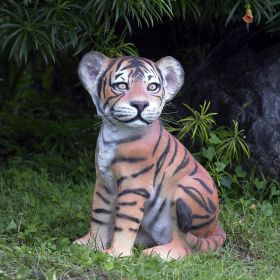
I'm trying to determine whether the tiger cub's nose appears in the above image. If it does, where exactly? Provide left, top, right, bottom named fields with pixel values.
left=130, top=101, right=149, bottom=112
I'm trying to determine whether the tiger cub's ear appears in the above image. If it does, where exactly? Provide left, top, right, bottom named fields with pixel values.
left=78, top=51, right=110, bottom=99
left=156, top=56, right=184, bottom=102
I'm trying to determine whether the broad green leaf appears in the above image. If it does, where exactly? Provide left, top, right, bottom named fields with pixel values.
left=6, top=220, right=17, bottom=231
left=209, top=133, right=222, bottom=144
left=202, top=146, right=215, bottom=161
left=215, top=161, right=226, bottom=172
left=220, top=176, right=232, bottom=188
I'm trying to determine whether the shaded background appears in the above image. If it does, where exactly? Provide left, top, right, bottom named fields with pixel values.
left=1, top=0, right=280, bottom=183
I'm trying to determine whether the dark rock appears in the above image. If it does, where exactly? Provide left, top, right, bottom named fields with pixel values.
left=177, top=28, right=280, bottom=178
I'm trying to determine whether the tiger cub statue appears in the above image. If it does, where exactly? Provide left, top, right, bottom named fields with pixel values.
left=75, top=51, right=226, bottom=260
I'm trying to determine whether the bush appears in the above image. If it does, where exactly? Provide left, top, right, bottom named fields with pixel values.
left=176, top=101, right=280, bottom=200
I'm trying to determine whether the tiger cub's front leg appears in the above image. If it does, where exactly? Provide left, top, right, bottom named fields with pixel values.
left=75, top=177, right=117, bottom=250
left=104, top=189, right=150, bottom=256
left=105, top=172, right=152, bottom=256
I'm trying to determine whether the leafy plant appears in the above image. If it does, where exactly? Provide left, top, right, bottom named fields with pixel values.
left=215, top=121, right=250, bottom=163
left=178, top=101, right=217, bottom=143
left=176, top=101, right=279, bottom=200
left=176, top=101, right=249, bottom=189
left=225, top=0, right=276, bottom=26
left=0, top=0, right=140, bottom=64
left=82, top=0, right=174, bottom=33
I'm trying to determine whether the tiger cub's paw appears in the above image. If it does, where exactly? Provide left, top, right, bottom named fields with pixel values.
left=73, top=233, right=92, bottom=246
left=102, top=247, right=132, bottom=257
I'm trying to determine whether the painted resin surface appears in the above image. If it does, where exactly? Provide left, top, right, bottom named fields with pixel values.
left=75, top=52, right=226, bottom=259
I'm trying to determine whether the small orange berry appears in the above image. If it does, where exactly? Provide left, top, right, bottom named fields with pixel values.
left=243, top=8, right=253, bottom=24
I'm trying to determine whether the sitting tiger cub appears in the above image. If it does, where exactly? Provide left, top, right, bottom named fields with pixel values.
left=75, top=51, right=226, bottom=259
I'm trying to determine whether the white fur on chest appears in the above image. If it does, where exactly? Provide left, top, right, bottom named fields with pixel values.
left=96, top=122, right=139, bottom=187
left=97, top=138, right=115, bottom=187
left=97, top=126, right=117, bottom=187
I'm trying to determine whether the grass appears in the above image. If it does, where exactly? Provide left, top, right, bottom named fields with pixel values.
left=0, top=92, right=279, bottom=279
left=0, top=158, right=279, bottom=280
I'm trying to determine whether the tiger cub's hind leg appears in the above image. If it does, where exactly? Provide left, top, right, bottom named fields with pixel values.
left=143, top=175, right=226, bottom=260
left=175, top=196, right=226, bottom=253
left=143, top=196, right=193, bottom=260
left=143, top=229, right=192, bottom=260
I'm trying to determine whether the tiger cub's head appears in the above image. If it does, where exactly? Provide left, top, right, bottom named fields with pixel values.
left=78, top=52, right=184, bottom=127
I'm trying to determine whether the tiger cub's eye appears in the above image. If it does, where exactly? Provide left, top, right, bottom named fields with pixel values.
left=113, top=82, right=129, bottom=90
left=147, top=83, right=159, bottom=91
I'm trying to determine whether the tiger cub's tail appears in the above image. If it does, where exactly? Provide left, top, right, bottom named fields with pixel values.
left=184, top=225, right=226, bottom=253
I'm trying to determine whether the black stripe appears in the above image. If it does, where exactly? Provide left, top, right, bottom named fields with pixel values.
left=192, top=214, right=210, bottom=219
left=112, top=157, right=146, bottom=164
left=102, top=185, right=113, bottom=195
left=149, top=172, right=166, bottom=209
left=115, top=73, right=123, bottom=79
left=141, top=57, right=157, bottom=73
left=189, top=162, right=198, bottom=176
left=172, top=150, right=190, bottom=175
left=131, top=164, right=154, bottom=178
left=119, top=61, right=138, bottom=72
left=97, top=77, right=103, bottom=99
left=191, top=216, right=216, bottom=230
left=116, top=57, right=127, bottom=71
left=168, top=138, right=178, bottom=166
left=118, top=188, right=150, bottom=199
left=206, top=240, right=211, bottom=251
left=114, top=226, right=123, bottom=232
left=177, top=185, right=213, bottom=213
left=102, top=78, right=107, bottom=99
left=152, top=124, right=163, bottom=156
left=176, top=198, right=192, bottom=233
left=116, top=134, right=143, bottom=145
left=97, top=59, right=117, bottom=98
left=129, top=228, right=138, bottom=233
left=118, top=201, right=137, bottom=206
left=193, top=239, right=202, bottom=251
left=96, top=192, right=110, bottom=205
left=102, top=94, right=121, bottom=110
left=127, top=70, right=133, bottom=81
left=116, top=213, right=140, bottom=224
left=111, top=94, right=125, bottom=111
left=193, top=178, right=213, bottom=194
left=117, top=176, right=127, bottom=186
left=207, top=197, right=217, bottom=213
left=91, top=217, right=108, bottom=225
left=209, top=238, right=219, bottom=251
left=216, top=233, right=226, bottom=242
left=93, top=208, right=111, bottom=214
left=154, top=138, right=170, bottom=183
left=152, top=94, right=162, bottom=101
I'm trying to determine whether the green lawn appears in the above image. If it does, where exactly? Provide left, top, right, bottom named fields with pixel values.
left=0, top=158, right=279, bottom=280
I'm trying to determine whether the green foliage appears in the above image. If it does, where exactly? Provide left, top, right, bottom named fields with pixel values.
left=178, top=101, right=217, bottom=143
left=0, top=0, right=138, bottom=64
left=82, top=0, right=174, bottom=32
left=0, top=163, right=280, bottom=279
left=225, top=0, right=276, bottom=26
left=0, top=87, right=99, bottom=181
left=177, top=101, right=249, bottom=165
left=1, top=0, right=280, bottom=66
left=177, top=101, right=279, bottom=200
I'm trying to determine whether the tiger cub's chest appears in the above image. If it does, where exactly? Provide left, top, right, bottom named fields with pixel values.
left=97, top=135, right=116, bottom=188
left=96, top=125, right=134, bottom=188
